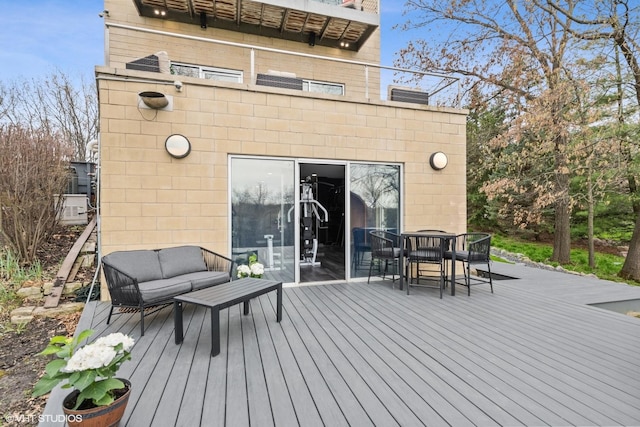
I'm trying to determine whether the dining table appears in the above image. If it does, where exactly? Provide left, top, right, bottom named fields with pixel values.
left=399, top=230, right=458, bottom=296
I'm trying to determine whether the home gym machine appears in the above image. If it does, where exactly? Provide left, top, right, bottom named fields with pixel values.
left=288, top=174, right=328, bottom=266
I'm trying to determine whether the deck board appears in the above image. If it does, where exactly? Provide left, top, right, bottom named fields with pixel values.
left=39, top=264, right=640, bottom=426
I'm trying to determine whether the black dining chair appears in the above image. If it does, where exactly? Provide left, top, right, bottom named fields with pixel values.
left=405, top=234, right=446, bottom=298
left=368, top=230, right=402, bottom=285
left=445, top=233, right=493, bottom=296
left=415, top=230, right=448, bottom=283
left=351, top=227, right=371, bottom=271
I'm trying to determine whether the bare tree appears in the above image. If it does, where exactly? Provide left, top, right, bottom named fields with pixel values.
left=0, top=125, right=72, bottom=263
left=0, top=70, right=98, bottom=161
left=396, top=0, right=582, bottom=263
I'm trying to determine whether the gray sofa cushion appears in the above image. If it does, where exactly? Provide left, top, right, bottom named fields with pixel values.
left=158, top=246, right=207, bottom=278
left=103, top=250, right=163, bottom=283
left=138, top=277, right=192, bottom=304
left=178, top=271, right=230, bottom=290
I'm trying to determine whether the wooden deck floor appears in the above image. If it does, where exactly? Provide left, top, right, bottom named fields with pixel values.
left=40, top=266, right=640, bottom=426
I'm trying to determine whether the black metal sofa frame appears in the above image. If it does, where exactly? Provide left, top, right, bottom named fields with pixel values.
left=101, top=245, right=234, bottom=335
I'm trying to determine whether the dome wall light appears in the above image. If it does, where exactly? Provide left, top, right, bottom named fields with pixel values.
left=165, top=134, right=191, bottom=159
left=429, top=151, right=448, bottom=170
left=139, top=91, right=169, bottom=109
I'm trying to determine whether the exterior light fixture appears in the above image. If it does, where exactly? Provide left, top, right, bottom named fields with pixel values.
left=429, top=151, right=448, bottom=170
left=138, top=91, right=169, bottom=109
left=165, top=134, right=191, bottom=159
left=340, top=41, right=350, bottom=48
left=154, top=9, right=166, bottom=16
left=200, top=12, right=207, bottom=29
left=308, top=33, right=316, bottom=46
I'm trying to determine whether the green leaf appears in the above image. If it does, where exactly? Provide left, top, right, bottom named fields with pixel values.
left=75, top=329, right=94, bottom=344
left=48, top=335, right=69, bottom=345
left=44, top=359, right=67, bottom=377
left=72, top=370, right=97, bottom=392
left=32, top=376, right=61, bottom=397
left=39, top=344, right=63, bottom=356
left=93, top=394, right=115, bottom=407
left=73, top=378, right=124, bottom=409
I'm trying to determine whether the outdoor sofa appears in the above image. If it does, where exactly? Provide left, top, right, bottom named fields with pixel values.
left=101, top=245, right=234, bottom=335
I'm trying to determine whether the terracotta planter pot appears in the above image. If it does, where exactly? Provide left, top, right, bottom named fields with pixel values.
left=62, top=379, right=131, bottom=427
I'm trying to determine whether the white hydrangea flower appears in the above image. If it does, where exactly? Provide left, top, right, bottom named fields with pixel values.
left=62, top=344, right=117, bottom=373
left=94, top=333, right=135, bottom=352
left=250, top=263, right=264, bottom=276
left=237, top=264, right=251, bottom=278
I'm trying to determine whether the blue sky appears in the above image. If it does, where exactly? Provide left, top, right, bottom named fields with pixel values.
left=0, top=0, right=104, bottom=82
left=0, top=1, right=410, bottom=83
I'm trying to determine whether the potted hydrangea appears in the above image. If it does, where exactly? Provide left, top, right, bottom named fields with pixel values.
left=237, top=253, right=264, bottom=278
left=33, top=329, right=134, bottom=426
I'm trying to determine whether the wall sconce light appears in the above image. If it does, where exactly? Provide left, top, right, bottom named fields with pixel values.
left=200, top=12, right=207, bottom=29
left=139, top=91, right=169, bottom=109
left=308, top=32, right=316, bottom=46
left=429, top=151, right=448, bottom=170
left=165, top=134, right=191, bottom=159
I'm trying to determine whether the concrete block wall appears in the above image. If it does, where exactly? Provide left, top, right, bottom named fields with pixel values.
left=98, top=70, right=466, bottom=254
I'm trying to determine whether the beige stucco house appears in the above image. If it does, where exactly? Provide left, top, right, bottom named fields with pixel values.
left=96, top=0, right=467, bottom=292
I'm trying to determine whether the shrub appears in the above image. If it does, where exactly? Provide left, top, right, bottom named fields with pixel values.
left=0, top=125, right=72, bottom=263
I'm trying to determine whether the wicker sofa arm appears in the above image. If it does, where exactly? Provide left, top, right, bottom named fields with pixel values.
left=201, top=247, right=235, bottom=278
left=101, top=260, right=143, bottom=306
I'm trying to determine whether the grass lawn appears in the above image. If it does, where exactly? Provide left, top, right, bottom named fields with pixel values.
left=490, top=234, right=636, bottom=285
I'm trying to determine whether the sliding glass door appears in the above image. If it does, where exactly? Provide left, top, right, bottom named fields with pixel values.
left=230, top=158, right=295, bottom=283
left=231, top=157, right=401, bottom=283
left=349, top=163, right=401, bottom=278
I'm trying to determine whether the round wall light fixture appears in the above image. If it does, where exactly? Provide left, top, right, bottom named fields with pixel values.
left=429, top=151, right=448, bottom=170
left=165, top=134, right=191, bottom=159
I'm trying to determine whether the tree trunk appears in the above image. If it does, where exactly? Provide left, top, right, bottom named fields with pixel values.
left=551, top=136, right=571, bottom=264
left=552, top=196, right=572, bottom=264
left=620, top=211, right=640, bottom=281
left=587, top=171, right=595, bottom=269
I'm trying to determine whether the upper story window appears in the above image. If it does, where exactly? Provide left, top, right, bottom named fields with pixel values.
left=303, top=80, right=345, bottom=95
left=171, top=62, right=243, bottom=83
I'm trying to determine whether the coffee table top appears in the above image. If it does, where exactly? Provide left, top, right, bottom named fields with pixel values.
left=174, top=278, right=282, bottom=308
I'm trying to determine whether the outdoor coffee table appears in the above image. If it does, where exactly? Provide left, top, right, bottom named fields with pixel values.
left=173, top=278, right=282, bottom=357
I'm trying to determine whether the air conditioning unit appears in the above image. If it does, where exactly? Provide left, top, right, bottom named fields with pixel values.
left=55, top=194, right=88, bottom=225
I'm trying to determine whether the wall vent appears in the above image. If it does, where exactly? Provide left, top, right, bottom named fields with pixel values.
left=256, top=73, right=303, bottom=91
left=389, top=86, right=430, bottom=105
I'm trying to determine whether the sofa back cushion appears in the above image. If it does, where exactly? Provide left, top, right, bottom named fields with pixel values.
left=103, top=250, right=163, bottom=283
left=158, top=246, right=207, bottom=278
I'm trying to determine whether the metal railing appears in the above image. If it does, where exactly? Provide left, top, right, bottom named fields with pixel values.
left=106, top=23, right=460, bottom=108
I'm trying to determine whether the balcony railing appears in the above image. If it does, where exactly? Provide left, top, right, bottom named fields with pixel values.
left=108, top=22, right=461, bottom=108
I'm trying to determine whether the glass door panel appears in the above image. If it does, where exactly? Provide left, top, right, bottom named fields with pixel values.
left=349, top=163, right=401, bottom=278
left=230, top=158, right=295, bottom=283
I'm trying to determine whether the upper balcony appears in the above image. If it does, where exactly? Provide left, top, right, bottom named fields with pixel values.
left=132, top=0, right=379, bottom=51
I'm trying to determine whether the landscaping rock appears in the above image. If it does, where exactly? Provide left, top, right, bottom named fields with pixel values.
left=62, top=282, right=83, bottom=296
left=32, top=302, right=84, bottom=318
left=16, top=286, right=42, bottom=299
left=10, top=306, right=36, bottom=324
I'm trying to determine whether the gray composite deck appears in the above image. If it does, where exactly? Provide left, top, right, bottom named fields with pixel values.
left=40, top=263, right=640, bottom=426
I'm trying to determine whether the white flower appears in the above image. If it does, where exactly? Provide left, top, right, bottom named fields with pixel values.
left=237, top=264, right=251, bottom=278
left=62, top=344, right=117, bottom=373
left=250, top=262, right=264, bottom=276
left=94, top=333, right=135, bottom=352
